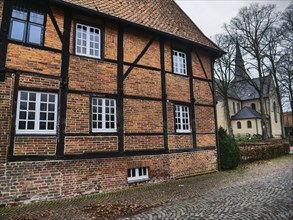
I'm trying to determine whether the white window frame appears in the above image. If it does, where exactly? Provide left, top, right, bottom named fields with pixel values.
left=75, top=23, right=101, bottom=59
left=172, top=50, right=187, bottom=75
left=175, top=105, right=191, bottom=133
left=92, top=98, right=117, bottom=133
left=16, top=91, right=58, bottom=134
left=127, top=167, right=149, bottom=183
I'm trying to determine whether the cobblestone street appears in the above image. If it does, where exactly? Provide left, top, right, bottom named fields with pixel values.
left=1, top=155, right=292, bottom=220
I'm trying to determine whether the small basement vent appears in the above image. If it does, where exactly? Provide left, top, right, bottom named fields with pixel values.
left=127, top=167, right=149, bottom=183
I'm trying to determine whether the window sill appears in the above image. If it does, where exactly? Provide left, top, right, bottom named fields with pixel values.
left=75, top=52, right=101, bottom=60
left=127, top=177, right=150, bottom=184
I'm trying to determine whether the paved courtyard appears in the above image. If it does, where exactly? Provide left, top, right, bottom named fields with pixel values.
left=1, top=155, right=292, bottom=220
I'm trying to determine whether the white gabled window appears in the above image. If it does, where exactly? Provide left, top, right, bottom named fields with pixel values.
left=128, top=167, right=149, bottom=183
left=76, top=23, right=101, bottom=58
left=172, top=50, right=187, bottom=75
left=175, top=105, right=191, bottom=133
left=16, top=91, right=58, bottom=134
left=92, top=98, right=116, bottom=132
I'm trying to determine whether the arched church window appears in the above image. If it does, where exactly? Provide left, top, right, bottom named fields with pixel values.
left=251, top=103, right=256, bottom=110
left=247, top=121, right=252, bottom=128
left=273, top=102, right=277, bottom=123
left=233, top=102, right=236, bottom=114
left=237, top=121, right=241, bottom=129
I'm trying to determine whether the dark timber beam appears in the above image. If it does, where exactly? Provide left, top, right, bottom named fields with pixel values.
left=46, top=5, right=64, bottom=42
left=56, top=10, right=71, bottom=158
left=123, top=36, right=156, bottom=81
left=117, top=26, right=124, bottom=153
left=187, top=49, right=197, bottom=148
left=160, top=38, right=168, bottom=151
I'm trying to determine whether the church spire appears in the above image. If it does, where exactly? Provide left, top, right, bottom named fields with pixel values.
left=233, top=41, right=249, bottom=82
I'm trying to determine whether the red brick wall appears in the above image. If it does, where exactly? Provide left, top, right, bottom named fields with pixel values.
left=104, top=23, right=118, bottom=60
left=124, top=136, right=164, bottom=151
left=195, top=106, right=215, bottom=133
left=66, top=93, right=89, bottom=133
left=124, top=99, right=163, bottom=133
left=194, top=80, right=213, bottom=105
left=192, top=50, right=212, bottom=79
left=168, top=135, right=193, bottom=150
left=169, top=150, right=217, bottom=178
left=64, top=136, right=118, bottom=154
left=0, top=150, right=217, bottom=205
left=166, top=73, right=190, bottom=102
left=164, top=41, right=172, bottom=72
left=14, top=136, right=57, bottom=155
left=197, top=134, right=216, bottom=147
left=45, top=7, right=63, bottom=50
left=0, top=74, right=14, bottom=164
left=124, top=67, right=161, bottom=99
left=167, top=102, right=175, bottom=133
left=19, top=75, right=60, bottom=90
left=6, top=44, right=61, bottom=76
left=68, top=56, right=117, bottom=93
left=123, top=29, right=160, bottom=69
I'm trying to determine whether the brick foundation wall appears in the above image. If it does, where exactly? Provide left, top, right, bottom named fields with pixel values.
left=0, top=150, right=217, bottom=205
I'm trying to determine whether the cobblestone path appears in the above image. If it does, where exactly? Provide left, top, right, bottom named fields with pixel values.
left=124, top=157, right=293, bottom=220
left=1, top=155, right=292, bottom=220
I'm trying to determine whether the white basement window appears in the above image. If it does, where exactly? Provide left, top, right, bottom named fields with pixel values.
left=128, top=167, right=149, bottom=183
left=92, top=98, right=117, bottom=132
left=16, top=91, right=58, bottom=134
left=76, top=23, right=101, bottom=58
left=175, top=105, right=191, bottom=133
left=172, top=50, right=187, bottom=75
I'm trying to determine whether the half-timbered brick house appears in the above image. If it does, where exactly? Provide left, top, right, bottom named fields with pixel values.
left=0, top=0, right=224, bottom=205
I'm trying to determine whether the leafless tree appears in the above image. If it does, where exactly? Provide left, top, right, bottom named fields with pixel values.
left=224, top=3, right=280, bottom=139
left=213, top=34, right=235, bottom=135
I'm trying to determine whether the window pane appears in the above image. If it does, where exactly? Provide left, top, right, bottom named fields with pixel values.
left=41, top=94, right=47, bottom=102
left=20, top=112, right=26, bottom=119
left=19, top=121, right=26, bottom=129
left=49, top=95, right=55, bottom=102
left=28, top=112, right=35, bottom=120
left=28, top=24, right=42, bottom=45
left=20, top=102, right=27, bottom=110
left=27, top=121, right=34, bottom=129
left=10, top=20, right=26, bottom=41
left=21, top=92, right=28, bottom=100
left=48, top=122, right=54, bottom=130
left=12, top=8, right=28, bottom=20
left=29, top=11, right=44, bottom=24
left=40, top=122, right=46, bottom=130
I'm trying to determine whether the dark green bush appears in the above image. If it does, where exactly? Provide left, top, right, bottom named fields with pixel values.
left=219, top=127, right=240, bottom=170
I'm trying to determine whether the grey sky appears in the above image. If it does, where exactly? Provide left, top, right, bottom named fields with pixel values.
left=175, top=0, right=291, bottom=38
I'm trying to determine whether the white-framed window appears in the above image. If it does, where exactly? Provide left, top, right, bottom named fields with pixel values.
left=127, top=167, right=149, bottom=183
left=175, top=105, right=191, bottom=133
left=9, top=6, right=45, bottom=45
left=16, top=91, right=58, bottom=134
left=172, top=50, right=187, bottom=75
left=76, top=23, right=101, bottom=58
left=92, top=98, right=116, bottom=132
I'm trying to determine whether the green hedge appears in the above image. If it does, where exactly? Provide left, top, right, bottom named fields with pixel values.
left=219, top=127, right=240, bottom=170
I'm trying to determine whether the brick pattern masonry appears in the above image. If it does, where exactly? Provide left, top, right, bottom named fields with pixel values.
left=0, top=1, right=218, bottom=205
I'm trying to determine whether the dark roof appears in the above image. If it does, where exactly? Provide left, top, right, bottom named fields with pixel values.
left=228, top=76, right=270, bottom=100
left=231, top=107, right=262, bottom=120
left=57, top=0, right=222, bottom=52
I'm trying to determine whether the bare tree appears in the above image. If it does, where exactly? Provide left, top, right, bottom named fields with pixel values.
left=224, top=3, right=280, bottom=139
left=214, top=34, right=235, bottom=135
left=263, top=26, right=286, bottom=137
left=279, top=3, right=293, bottom=115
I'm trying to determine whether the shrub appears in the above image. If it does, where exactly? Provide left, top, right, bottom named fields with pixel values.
left=219, top=127, right=240, bottom=170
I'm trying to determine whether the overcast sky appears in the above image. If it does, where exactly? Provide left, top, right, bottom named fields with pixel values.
left=175, top=0, right=291, bottom=38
